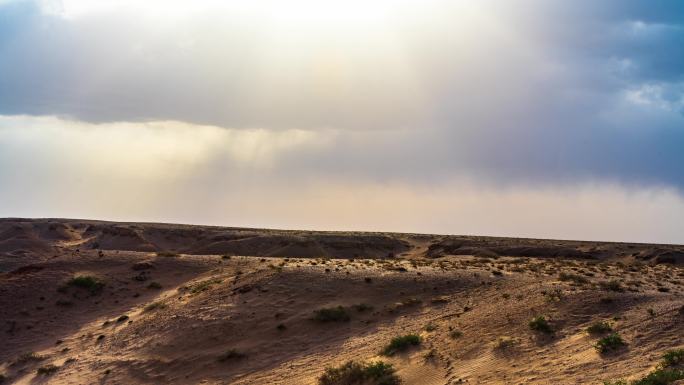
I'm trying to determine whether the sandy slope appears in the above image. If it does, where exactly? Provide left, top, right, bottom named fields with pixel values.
left=0, top=219, right=683, bottom=384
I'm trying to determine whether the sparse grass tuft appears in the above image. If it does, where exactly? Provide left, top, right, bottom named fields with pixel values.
left=493, top=336, right=519, bottom=350
left=423, top=349, right=437, bottom=361
left=144, top=301, right=167, bottom=312
left=352, top=303, right=373, bottom=312
left=188, top=279, right=221, bottom=294
left=55, top=299, right=73, bottom=306
left=595, top=333, right=626, bottom=353
left=313, top=306, right=351, bottom=322
left=16, top=352, right=44, bottom=364
left=381, top=334, right=421, bottom=356
left=542, top=288, right=563, bottom=302
left=559, top=272, right=589, bottom=285
left=217, top=349, right=246, bottom=362
left=587, top=321, right=613, bottom=335
left=318, top=360, right=400, bottom=385
left=600, top=280, right=624, bottom=292
left=603, top=380, right=628, bottom=385
left=529, top=316, right=553, bottom=334
left=36, top=364, right=59, bottom=375
left=449, top=330, right=463, bottom=339
left=156, top=251, right=179, bottom=258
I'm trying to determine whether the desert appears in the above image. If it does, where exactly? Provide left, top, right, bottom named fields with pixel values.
left=0, top=218, right=682, bottom=384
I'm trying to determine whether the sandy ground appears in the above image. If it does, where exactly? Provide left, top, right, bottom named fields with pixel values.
left=0, top=219, right=683, bottom=384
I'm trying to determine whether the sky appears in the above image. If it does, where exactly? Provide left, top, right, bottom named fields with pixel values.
left=1, top=0, right=683, bottom=243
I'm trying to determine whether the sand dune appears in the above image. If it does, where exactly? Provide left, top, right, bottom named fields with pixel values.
left=0, top=219, right=682, bottom=384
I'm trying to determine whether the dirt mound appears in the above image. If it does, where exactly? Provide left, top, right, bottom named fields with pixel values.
left=0, top=222, right=54, bottom=255
left=1, top=219, right=680, bottom=263
left=426, top=238, right=600, bottom=259
left=635, top=248, right=684, bottom=264
left=84, top=224, right=157, bottom=252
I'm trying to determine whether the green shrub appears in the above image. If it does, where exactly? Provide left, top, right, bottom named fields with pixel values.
left=587, top=321, right=613, bottom=335
left=529, top=316, right=553, bottom=333
left=595, top=333, right=626, bottom=353
left=314, top=307, right=351, bottom=322
left=609, top=350, right=684, bottom=385
left=662, top=349, right=684, bottom=367
left=381, top=334, right=421, bottom=356
left=632, top=368, right=684, bottom=385
left=67, top=275, right=104, bottom=293
left=318, top=360, right=400, bottom=385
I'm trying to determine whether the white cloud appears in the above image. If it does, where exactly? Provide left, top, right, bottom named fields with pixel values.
left=624, top=83, right=684, bottom=112
left=0, top=115, right=328, bottom=178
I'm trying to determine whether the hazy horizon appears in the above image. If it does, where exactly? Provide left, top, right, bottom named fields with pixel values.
left=1, top=0, right=683, bottom=243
